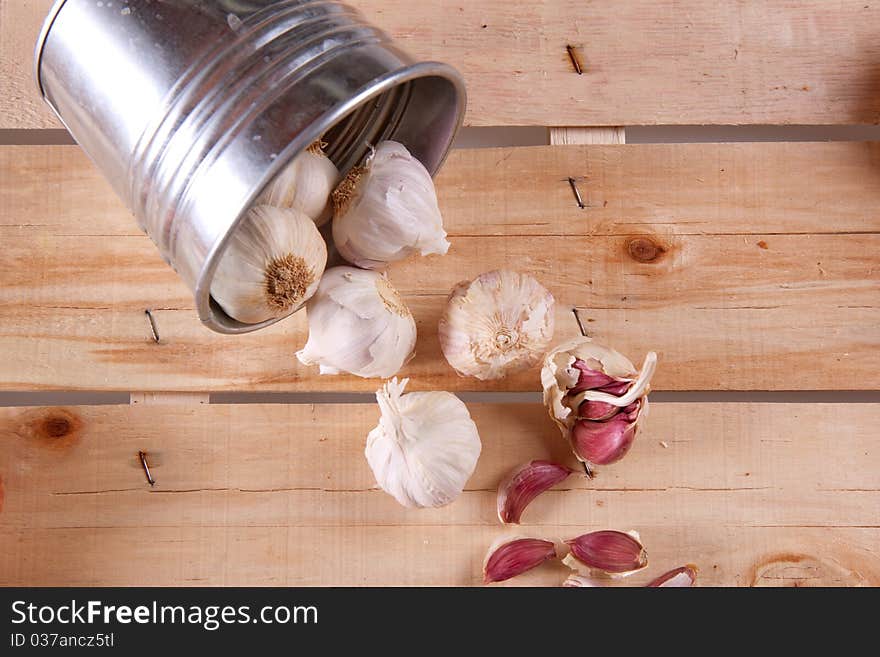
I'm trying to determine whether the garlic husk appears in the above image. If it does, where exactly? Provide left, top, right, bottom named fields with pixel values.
left=365, top=377, right=482, bottom=508
left=331, top=141, right=450, bottom=270
left=439, top=270, right=556, bottom=381
left=296, top=267, right=416, bottom=378
left=497, top=460, right=574, bottom=524
left=563, top=530, right=648, bottom=578
left=541, top=338, right=657, bottom=469
left=647, top=564, right=698, bottom=587
left=483, top=536, right=558, bottom=584
left=211, top=205, right=327, bottom=324
left=562, top=574, right=603, bottom=587
left=258, top=141, right=340, bottom=225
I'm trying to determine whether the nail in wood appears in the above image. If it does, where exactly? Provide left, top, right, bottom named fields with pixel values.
left=566, top=45, right=584, bottom=75
left=572, top=308, right=587, bottom=337
left=568, top=177, right=586, bottom=209
left=138, top=451, right=155, bottom=486
left=145, top=309, right=160, bottom=343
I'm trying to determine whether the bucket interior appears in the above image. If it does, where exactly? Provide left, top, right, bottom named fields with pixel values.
left=204, top=71, right=463, bottom=333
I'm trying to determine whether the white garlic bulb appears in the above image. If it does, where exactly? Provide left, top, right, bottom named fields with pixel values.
left=296, top=267, right=416, bottom=378
left=211, top=205, right=328, bottom=324
left=365, top=377, right=482, bottom=508
left=439, top=270, right=556, bottom=380
left=258, top=141, right=340, bottom=225
left=331, top=141, right=450, bottom=269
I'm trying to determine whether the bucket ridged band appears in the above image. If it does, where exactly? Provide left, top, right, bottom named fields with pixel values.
left=35, top=0, right=466, bottom=333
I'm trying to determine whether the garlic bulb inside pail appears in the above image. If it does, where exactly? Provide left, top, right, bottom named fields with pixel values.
left=331, top=141, right=450, bottom=270
left=211, top=205, right=328, bottom=325
left=439, top=270, right=555, bottom=380
left=365, top=377, right=482, bottom=508
left=257, top=141, right=340, bottom=225
left=296, top=267, right=417, bottom=378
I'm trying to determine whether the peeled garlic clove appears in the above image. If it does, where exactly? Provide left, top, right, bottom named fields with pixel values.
left=365, top=378, right=481, bottom=508
left=562, top=574, right=603, bottom=587
left=439, top=270, right=556, bottom=380
left=211, top=205, right=327, bottom=325
left=483, top=537, right=558, bottom=584
left=542, top=337, right=657, bottom=469
left=497, top=460, right=574, bottom=524
left=258, top=141, right=340, bottom=225
left=331, top=141, right=450, bottom=270
left=564, top=530, right=648, bottom=577
left=647, top=564, right=698, bottom=587
left=296, top=267, right=416, bottom=378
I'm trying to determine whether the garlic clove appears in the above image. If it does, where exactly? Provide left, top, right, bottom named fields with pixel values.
left=497, top=460, right=574, bottom=524
left=647, top=564, right=698, bottom=587
left=296, top=267, right=416, bottom=378
left=542, top=338, right=657, bottom=471
left=331, top=141, right=450, bottom=270
left=365, top=378, right=482, bottom=508
left=564, top=530, right=648, bottom=577
left=483, top=537, right=558, bottom=584
left=439, top=270, right=556, bottom=381
left=258, top=140, right=340, bottom=225
left=562, top=574, right=604, bottom=587
left=211, top=205, right=327, bottom=325
left=570, top=405, right=640, bottom=465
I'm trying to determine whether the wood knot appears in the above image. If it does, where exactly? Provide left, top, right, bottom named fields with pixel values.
left=627, top=237, right=666, bottom=263
left=43, top=416, right=72, bottom=438
left=22, top=408, right=83, bottom=449
left=749, top=552, right=867, bottom=587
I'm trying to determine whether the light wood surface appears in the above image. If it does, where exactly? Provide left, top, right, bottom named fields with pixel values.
left=551, top=127, right=626, bottom=145
left=1, top=143, right=878, bottom=392
left=6, top=1, right=880, bottom=129
left=1, top=402, right=877, bottom=586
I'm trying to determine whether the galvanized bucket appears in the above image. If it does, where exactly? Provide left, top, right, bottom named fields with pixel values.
left=35, top=0, right=466, bottom=333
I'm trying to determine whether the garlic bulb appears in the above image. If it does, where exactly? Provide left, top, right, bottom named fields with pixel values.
left=296, top=267, right=416, bottom=378
left=258, top=141, right=340, bottom=225
left=542, top=338, right=657, bottom=472
left=331, top=141, right=450, bottom=269
left=365, top=378, right=482, bottom=508
left=439, top=270, right=555, bottom=380
left=211, top=205, right=327, bottom=324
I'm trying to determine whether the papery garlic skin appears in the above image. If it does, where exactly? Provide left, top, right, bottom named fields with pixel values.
left=647, top=564, right=698, bottom=587
left=296, top=267, right=416, bottom=378
left=542, top=338, right=657, bottom=470
left=439, top=270, right=555, bottom=381
left=483, top=536, right=558, bottom=584
left=332, top=141, right=450, bottom=270
left=211, top=205, right=327, bottom=324
left=562, top=574, right=603, bottom=587
left=258, top=141, right=340, bottom=225
left=563, top=530, right=648, bottom=578
left=365, top=378, right=481, bottom=508
left=497, top=460, right=574, bottom=524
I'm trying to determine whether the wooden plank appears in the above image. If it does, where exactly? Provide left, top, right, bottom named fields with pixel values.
left=5, top=1, right=880, bottom=130
left=1, top=403, right=877, bottom=586
left=1, top=143, right=878, bottom=392
left=551, top=127, right=626, bottom=145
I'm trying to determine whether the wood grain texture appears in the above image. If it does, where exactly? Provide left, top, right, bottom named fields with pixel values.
left=6, top=1, right=880, bottom=129
left=550, top=127, right=626, bottom=145
left=0, top=403, right=877, bottom=586
left=1, top=143, right=879, bottom=392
